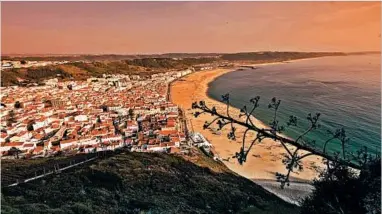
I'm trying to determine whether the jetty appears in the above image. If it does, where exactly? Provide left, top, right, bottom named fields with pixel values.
left=239, top=65, right=258, bottom=69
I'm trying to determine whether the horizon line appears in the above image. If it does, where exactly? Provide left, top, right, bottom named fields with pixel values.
left=2, top=50, right=381, bottom=57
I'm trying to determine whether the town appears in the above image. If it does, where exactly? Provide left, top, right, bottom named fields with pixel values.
left=1, top=60, right=71, bottom=70
left=0, top=68, right=213, bottom=159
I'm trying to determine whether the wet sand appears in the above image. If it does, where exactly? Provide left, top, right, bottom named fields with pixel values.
left=171, top=67, right=323, bottom=181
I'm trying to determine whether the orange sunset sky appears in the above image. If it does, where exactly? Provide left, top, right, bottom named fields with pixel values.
left=1, top=1, right=381, bottom=54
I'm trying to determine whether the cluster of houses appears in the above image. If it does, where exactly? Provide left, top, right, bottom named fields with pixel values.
left=1, top=60, right=70, bottom=70
left=0, top=69, right=203, bottom=159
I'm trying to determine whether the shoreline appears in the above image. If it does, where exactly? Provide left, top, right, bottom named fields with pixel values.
left=171, top=61, right=324, bottom=182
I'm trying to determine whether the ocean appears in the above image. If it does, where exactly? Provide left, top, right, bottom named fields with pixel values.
left=207, top=55, right=381, bottom=156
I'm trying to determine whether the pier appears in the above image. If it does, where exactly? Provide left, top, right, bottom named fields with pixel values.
left=240, top=65, right=258, bottom=69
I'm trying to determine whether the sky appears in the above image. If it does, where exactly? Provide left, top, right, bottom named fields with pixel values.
left=1, top=1, right=381, bottom=55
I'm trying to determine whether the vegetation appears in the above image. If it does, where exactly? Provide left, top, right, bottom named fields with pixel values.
left=192, top=95, right=377, bottom=184
left=1, top=66, right=72, bottom=86
left=1, top=153, right=98, bottom=187
left=2, top=51, right=378, bottom=213
left=220, top=51, right=346, bottom=61
left=1, top=57, right=214, bottom=86
left=1, top=69, right=23, bottom=86
left=127, top=58, right=216, bottom=69
left=1, top=151, right=299, bottom=214
left=100, top=105, right=108, bottom=112
left=128, top=108, right=135, bottom=120
left=1, top=53, right=221, bottom=62
left=1, top=54, right=137, bottom=62
left=8, top=147, right=22, bottom=159
left=6, top=110, right=16, bottom=127
left=26, top=122, right=34, bottom=131
left=4, top=51, right=361, bottom=63
left=192, top=94, right=380, bottom=213
left=300, top=158, right=380, bottom=214
left=14, top=101, right=22, bottom=109
left=1, top=52, right=349, bottom=86
left=44, top=100, right=53, bottom=108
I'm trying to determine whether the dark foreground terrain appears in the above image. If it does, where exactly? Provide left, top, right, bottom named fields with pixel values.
left=1, top=151, right=298, bottom=214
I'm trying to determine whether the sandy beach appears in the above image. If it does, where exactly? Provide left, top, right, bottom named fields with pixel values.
left=170, top=66, right=323, bottom=181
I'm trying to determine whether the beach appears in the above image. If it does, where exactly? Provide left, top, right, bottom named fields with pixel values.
left=170, top=67, right=324, bottom=182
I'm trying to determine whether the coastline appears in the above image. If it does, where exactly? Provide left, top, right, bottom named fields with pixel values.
left=171, top=63, right=324, bottom=182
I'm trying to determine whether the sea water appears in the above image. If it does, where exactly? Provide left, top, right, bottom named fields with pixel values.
left=208, top=55, right=381, bottom=155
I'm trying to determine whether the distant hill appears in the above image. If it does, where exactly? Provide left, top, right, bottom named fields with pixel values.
left=0, top=58, right=216, bottom=86
left=1, top=151, right=298, bottom=214
left=220, top=51, right=346, bottom=61
left=1, top=51, right=348, bottom=62
left=1, top=53, right=222, bottom=62
left=1, top=51, right=351, bottom=86
left=1, top=54, right=137, bottom=62
left=346, top=51, right=381, bottom=55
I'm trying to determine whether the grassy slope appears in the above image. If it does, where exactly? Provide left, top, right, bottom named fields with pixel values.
left=1, top=52, right=347, bottom=86
left=1, top=57, right=218, bottom=86
left=1, top=151, right=298, bottom=214
left=1, top=62, right=153, bottom=86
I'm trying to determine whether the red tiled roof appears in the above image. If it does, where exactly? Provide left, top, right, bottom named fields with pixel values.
left=34, top=133, right=43, bottom=140
left=170, top=147, right=181, bottom=154
left=159, top=130, right=177, bottom=136
left=5, top=142, right=24, bottom=147
left=167, top=142, right=176, bottom=147
left=170, top=137, right=180, bottom=143
left=60, top=139, right=77, bottom=144
left=167, top=122, right=176, bottom=127
left=33, top=146, right=44, bottom=154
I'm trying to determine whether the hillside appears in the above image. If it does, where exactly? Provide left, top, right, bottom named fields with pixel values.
left=220, top=51, right=346, bottom=61
left=2, top=51, right=351, bottom=62
left=1, top=51, right=349, bottom=86
left=1, top=53, right=221, bottom=61
left=0, top=58, right=216, bottom=86
left=1, top=151, right=298, bottom=214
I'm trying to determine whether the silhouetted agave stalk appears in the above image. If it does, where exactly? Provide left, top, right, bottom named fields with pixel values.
left=192, top=93, right=378, bottom=188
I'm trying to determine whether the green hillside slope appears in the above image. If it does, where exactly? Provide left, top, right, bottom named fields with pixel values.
left=1, top=151, right=298, bottom=214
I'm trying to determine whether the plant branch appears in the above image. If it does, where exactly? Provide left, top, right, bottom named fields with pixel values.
left=192, top=101, right=362, bottom=170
